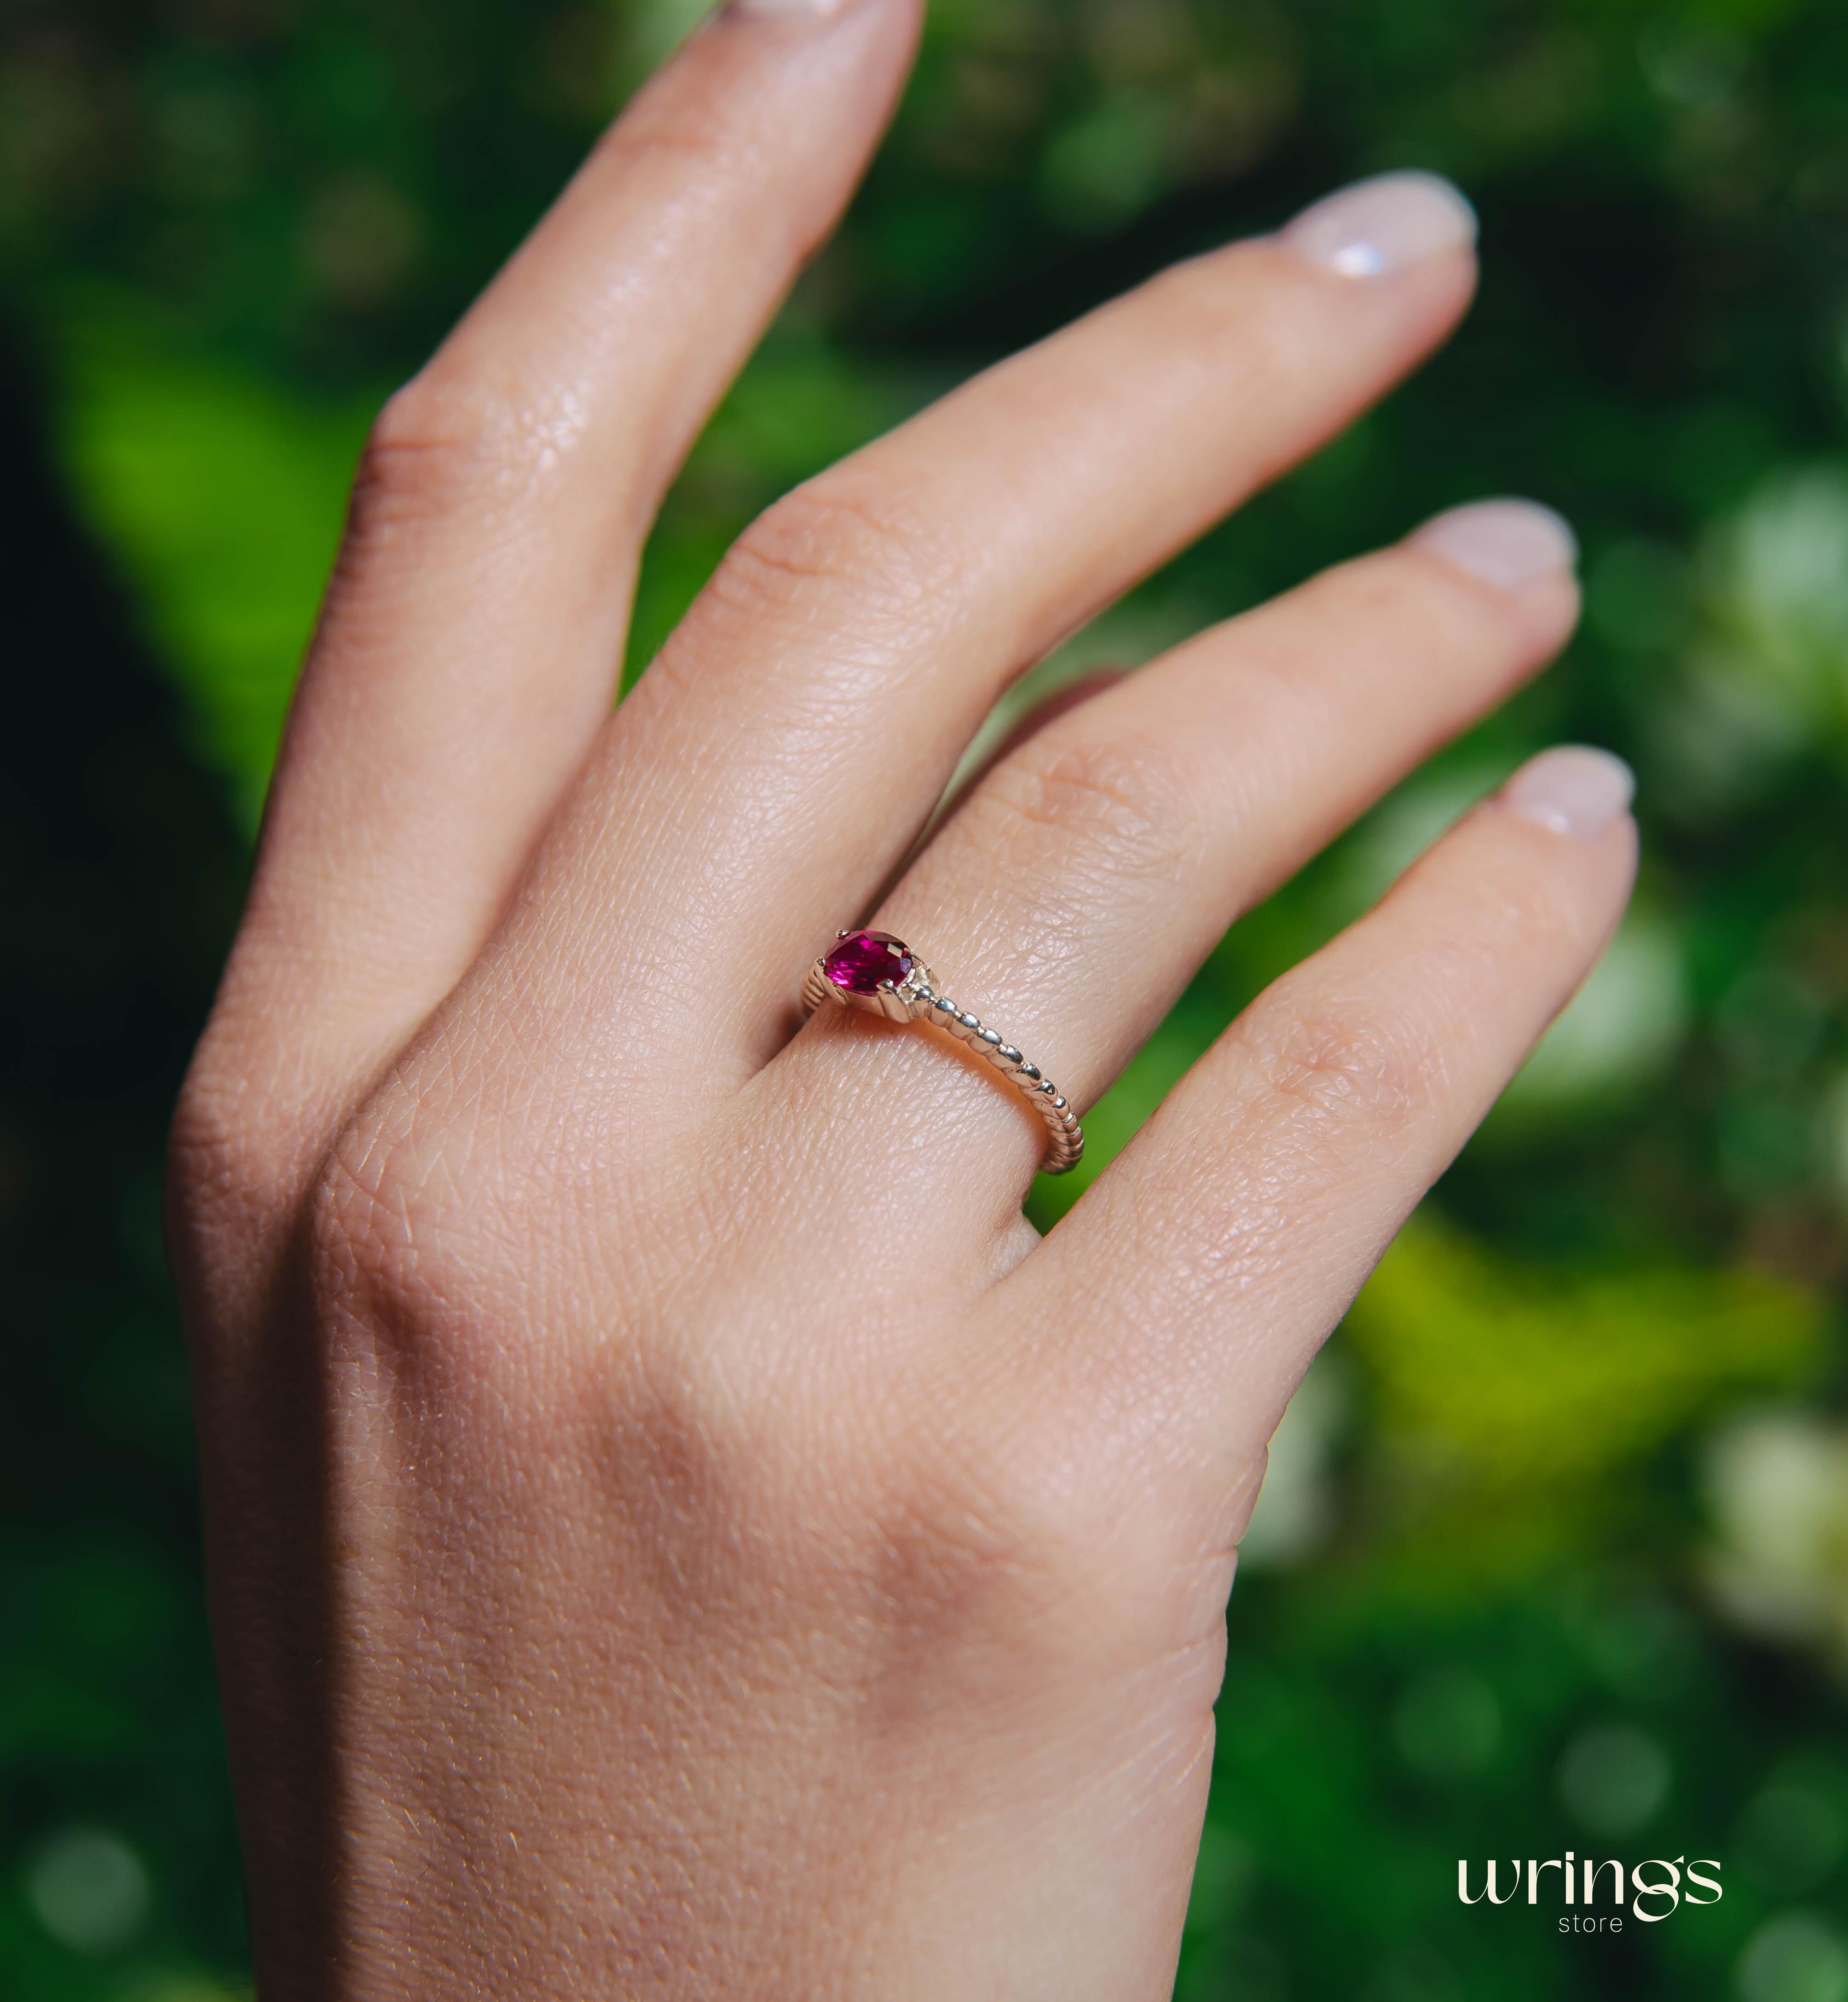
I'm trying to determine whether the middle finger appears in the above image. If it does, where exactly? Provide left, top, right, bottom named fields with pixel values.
left=493, top=172, right=1480, bottom=1078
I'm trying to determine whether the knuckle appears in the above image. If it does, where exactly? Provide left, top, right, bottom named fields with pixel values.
left=595, top=83, right=735, bottom=178
left=976, top=731, right=1197, bottom=886
left=348, top=370, right=540, bottom=536
left=167, top=1058, right=274, bottom=1250
left=1233, top=993, right=1437, bottom=1141
left=303, top=1110, right=468, bottom=1345
left=166, top=1019, right=318, bottom=1273
left=304, top=1125, right=408, bottom=1319
left=299, top=1073, right=609, bottom=1373
left=714, top=476, right=959, bottom=627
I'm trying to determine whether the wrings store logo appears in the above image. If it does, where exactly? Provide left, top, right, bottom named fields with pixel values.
left=1459, top=1854, right=1722, bottom=1931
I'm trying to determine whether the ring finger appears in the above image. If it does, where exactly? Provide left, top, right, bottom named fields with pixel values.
left=763, top=498, right=1581, bottom=1220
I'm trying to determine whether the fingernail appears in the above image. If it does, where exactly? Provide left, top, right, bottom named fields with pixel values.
left=1413, top=498, right=1578, bottom=590
left=727, top=0, right=862, bottom=17
left=1282, top=170, right=1477, bottom=278
left=1501, top=747, right=1635, bottom=840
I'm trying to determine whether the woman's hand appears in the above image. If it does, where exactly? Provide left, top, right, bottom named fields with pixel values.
left=167, top=0, right=1634, bottom=1993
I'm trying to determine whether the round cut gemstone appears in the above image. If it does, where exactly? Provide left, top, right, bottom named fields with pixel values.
left=823, top=930, right=913, bottom=995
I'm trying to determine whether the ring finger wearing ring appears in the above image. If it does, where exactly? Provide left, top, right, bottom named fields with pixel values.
left=805, top=930, right=1086, bottom=1173
left=775, top=501, right=1583, bottom=1215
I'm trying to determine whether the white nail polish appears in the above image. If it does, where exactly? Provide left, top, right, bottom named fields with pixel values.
left=727, top=0, right=862, bottom=17
left=1282, top=170, right=1477, bottom=278
left=1502, top=747, right=1636, bottom=840
left=1413, top=499, right=1578, bottom=590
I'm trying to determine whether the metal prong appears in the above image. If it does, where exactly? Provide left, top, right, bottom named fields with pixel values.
left=808, top=929, right=1084, bottom=1171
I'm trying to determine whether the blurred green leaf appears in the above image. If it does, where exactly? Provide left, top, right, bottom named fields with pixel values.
left=1347, top=1217, right=1827, bottom=1566
left=55, top=303, right=378, bottom=829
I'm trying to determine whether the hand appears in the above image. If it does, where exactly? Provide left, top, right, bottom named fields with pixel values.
left=167, top=0, right=1635, bottom=1993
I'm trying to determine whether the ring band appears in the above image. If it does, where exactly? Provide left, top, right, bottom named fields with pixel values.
left=802, top=930, right=1084, bottom=1175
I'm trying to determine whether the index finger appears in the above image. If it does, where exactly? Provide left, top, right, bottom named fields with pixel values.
left=193, top=0, right=921, bottom=1186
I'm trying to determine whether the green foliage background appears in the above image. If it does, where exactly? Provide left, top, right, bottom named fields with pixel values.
left=6, top=0, right=1848, bottom=1995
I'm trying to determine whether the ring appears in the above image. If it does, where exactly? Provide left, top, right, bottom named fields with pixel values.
left=803, top=930, right=1084, bottom=1174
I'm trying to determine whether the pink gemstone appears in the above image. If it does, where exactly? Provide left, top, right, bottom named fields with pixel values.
left=823, top=930, right=913, bottom=995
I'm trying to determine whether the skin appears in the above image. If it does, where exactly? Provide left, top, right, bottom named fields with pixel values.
left=166, top=1, right=1637, bottom=1995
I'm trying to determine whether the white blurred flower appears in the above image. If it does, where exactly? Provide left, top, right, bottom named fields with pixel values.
left=1703, top=1412, right=1848, bottom=1664
left=1649, top=646, right=1810, bottom=812
left=1502, top=911, right=1688, bottom=1112
left=1342, top=762, right=1512, bottom=910
left=1348, top=780, right=1688, bottom=1120
left=1646, top=463, right=1848, bottom=814
left=24, top=1826, right=150, bottom=1955
left=1238, top=1355, right=1347, bottom=1569
left=1681, top=466, right=1848, bottom=773
left=1719, top=468, right=1848, bottom=720
left=1738, top=1911, right=1848, bottom=2002
left=1814, top=1076, right=1848, bottom=1215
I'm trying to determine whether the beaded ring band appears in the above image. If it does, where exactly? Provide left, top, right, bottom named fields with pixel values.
left=802, top=930, right=1084, bottom=1175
